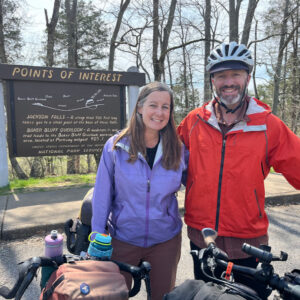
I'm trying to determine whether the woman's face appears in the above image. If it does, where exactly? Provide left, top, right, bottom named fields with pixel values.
left=138, top=91, right=171, bottom=134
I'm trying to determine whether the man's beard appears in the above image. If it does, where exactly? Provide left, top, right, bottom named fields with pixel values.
left=220, top=93, right=241, bottom=106
left=217, top=85, right=242, bottom=106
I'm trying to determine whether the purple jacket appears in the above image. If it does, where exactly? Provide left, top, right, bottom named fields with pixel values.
left=92, top=134, right=187, bottom=247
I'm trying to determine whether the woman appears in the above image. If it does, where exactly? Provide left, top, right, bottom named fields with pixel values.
left=92, top=81, right=187, bottom=300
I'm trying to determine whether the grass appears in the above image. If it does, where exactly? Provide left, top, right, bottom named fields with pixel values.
left=0, top=173, right=96, bottom=195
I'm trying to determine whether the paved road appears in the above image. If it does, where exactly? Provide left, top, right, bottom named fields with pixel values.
left=0, top=204, right=300, bottom=299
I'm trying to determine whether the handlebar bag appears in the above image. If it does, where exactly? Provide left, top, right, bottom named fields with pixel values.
left=40, top=260, right=128, bottom=300
left=164, top=280, right=246, bottom=300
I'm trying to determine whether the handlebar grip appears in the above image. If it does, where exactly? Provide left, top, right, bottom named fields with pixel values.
left=0, top=257, right=42, bottom=299
left=242, top=243, right=273, bottom=263
left=285, top=282, right=300, bottom=299
left=111, top=260, right=143, bottom=297
left=0, top=259, right=34, bottom=299
left=0, top=285, right=18, bottom=299
left=111, top=260, right=151, bottom=298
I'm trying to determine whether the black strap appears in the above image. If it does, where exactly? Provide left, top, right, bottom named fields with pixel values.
left=42, top=275, right=65, bottom=300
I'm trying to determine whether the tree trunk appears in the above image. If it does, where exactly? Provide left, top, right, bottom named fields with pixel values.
left=30, top=157, right=45, bottom=178
left=65, top=0, right=77, bottom=67
left=204, top=0, right=211, bottom=101
left=187, top=53, right=196, bottom=108
left=252, top=20, right=259, bottom=99
left=65, top=0, right=79, bottom=174
left=29, top=0, right=61, bottom=178
left=65, top=0, right=78, bottom=174
left=152, top=0, right=160, bottom=80
left=280, top=47, right=288, bottom=122
left=241, top=0, right=259, bottom=46
left=0, top=0, right=6, bottom=61
left=108, top=0, right=131, bottom=71
left=229, top=0, right=242, bottom=42
left=43, top=0, right=61, bottom=176
left=153, top=0, right=177, bottom=81
left=87, top=154, right=93, bottom=173
left=290, top=8, right=299, bottom=134
left=273, top=0, right=290, bottom=116
left=10, top=157, right=28, bottom=179
left=44, top=0, right=61, bottom=67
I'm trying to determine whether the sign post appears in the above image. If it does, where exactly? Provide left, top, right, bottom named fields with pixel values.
left=127, top=66, right=141, bottom=119
left=0, top=82, right=9, bottom=187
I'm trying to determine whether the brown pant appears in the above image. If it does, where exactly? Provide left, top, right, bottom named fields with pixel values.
left=111, top=233, right=182, bottom=300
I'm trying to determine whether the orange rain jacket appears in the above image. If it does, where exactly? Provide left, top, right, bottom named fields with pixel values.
left=177, top=97, right=300, bottom=238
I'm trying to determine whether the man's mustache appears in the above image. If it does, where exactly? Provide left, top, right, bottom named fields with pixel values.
left=220, top=85, right=240, bottom=91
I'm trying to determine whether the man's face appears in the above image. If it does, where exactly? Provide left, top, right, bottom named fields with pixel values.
left=212, top=69, right=251, bottom=107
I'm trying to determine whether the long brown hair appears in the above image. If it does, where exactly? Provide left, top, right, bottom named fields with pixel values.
left=113, top=81, right=182, bottom=170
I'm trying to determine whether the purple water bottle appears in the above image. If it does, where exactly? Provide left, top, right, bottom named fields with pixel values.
left=41, top=230, right=64, bottom=289
left=45, top=230, right=63, bottom=257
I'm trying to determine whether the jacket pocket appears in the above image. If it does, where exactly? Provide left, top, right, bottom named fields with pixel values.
left=254, top=189, right=262, bottom=218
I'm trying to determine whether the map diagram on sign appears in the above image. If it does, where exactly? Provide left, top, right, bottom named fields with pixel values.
left=28, top=88, right=105, bottom=111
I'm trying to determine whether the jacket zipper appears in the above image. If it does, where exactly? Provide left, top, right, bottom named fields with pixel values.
left=144, top=158, right=161, bottom=246
left=215, top=136, right=227, bottom=231
left=144, top=172, right=151, bottom=247
left=196, top=114, right=226, bottom=231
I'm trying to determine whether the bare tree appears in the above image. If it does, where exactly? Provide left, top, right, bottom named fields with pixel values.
left=0, top=0, right=6, bottom=60
left=252, top=19, right=259, bottom=99
left=204, top=0, right=211, bottom=100
left=28, top=0, right=62, bottom=178
left=44, top=0, right=61, bottom=67
left=65, top=0, right=78, bottom=68
left=273, top=0, right=290, bottom=115
left=290, top=4, right=300, bottom=133
left=241, top=0, right=259, bottom=45
left=152, top=0, right=177, bottom=81
left=229, top=0, right=242, bottom=42
left=228, top=0, right=259, bottom=44
left=65, top=0, right=80, bottom=174
left=108, top=0, right=131, bottom=71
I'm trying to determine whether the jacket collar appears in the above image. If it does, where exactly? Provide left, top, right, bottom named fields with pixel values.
left=116, top=134, right=163, bottom=165
left=199, top=97, right=271, bottom=133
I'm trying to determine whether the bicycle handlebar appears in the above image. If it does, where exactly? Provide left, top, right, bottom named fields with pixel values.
left=112, top=260, right=151, bottom=297
left=215, top=257, right=300, bottom=299
left=199, top=242, right=300, bottom=300
left=0, top=257, right=57, bottom=300
left=0, top=255, right=151, bottom=300
left=242, top=243, right=288, bottom=263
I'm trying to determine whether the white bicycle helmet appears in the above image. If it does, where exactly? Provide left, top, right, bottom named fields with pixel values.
left=206, top=41, right=253, bottom=73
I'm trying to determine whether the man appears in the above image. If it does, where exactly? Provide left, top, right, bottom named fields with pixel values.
left=177, top=41, right=300, bottom=298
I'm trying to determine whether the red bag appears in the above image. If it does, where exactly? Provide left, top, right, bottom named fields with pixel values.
left=40, top=260, right=128, bottom=300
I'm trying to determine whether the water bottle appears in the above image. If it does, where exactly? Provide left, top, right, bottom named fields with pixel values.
left=87, top=232, right=113, bottom=259
left=45, top=230, right=64, bottom=257
left=41, top=230, right=64, bottom=289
